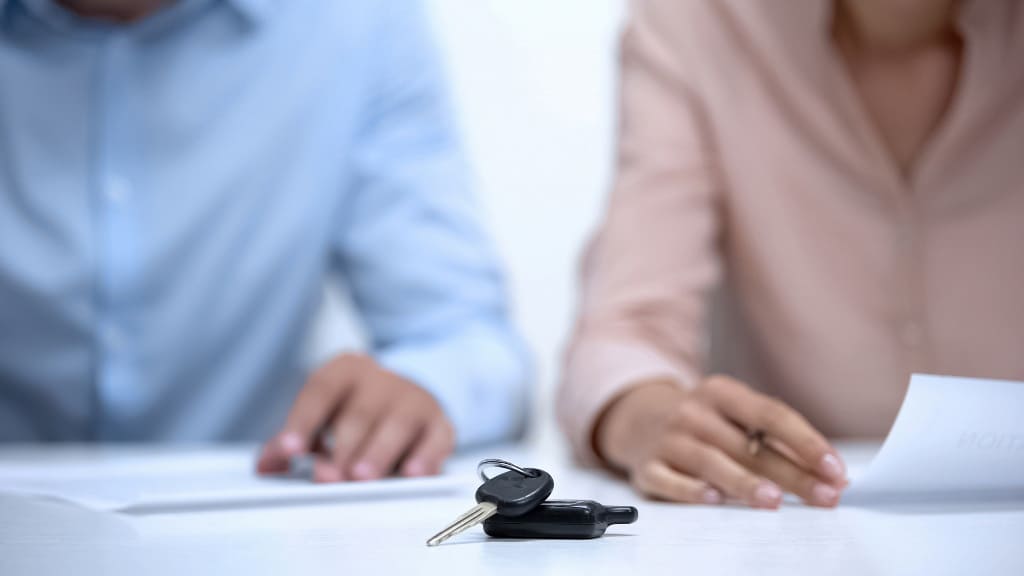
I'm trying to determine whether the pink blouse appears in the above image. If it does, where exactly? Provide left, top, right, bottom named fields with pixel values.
left=559, top=0, right=1024, bottom=461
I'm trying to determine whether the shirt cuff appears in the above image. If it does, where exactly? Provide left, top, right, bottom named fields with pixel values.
left=376, top=321, right=530, bottom=448
left=558, top=338, right=698, bottom=465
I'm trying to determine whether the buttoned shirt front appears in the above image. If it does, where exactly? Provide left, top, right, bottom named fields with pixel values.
left=0, top=0, right=528, bottom=444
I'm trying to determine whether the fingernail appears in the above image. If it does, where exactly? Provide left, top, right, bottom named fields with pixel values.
left=352, top=461, right=377, bottom=481
left=820, top=453, right=845, bottom=481
left=812, top=482, right=840, bottom=507
left=279, top=432, right=304, bottom=454
left=702, top=488, right=723, bottom=505
left=754, top=481, right=782, bottom=508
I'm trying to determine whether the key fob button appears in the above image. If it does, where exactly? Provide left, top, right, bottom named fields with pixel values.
left=475, top=468, right=554, bottom=516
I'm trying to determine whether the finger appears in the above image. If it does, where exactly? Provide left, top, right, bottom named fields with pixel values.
left=328, top=395, right=382, bottom=479
left=680, top=403, right=844, bottom=508
left=312, top=454, right=344, bottom=483
left=632, top=460, right=723, bottom=504
left=259, top=359, right=362, bottom=473
left=400, top=418, right=455, bottom=477
left=256, top=422, right=317, bottom=475
left=256, top=439, right=299, bottom=475
left=702, top=375, right=846, bottom=483
left=750, top=447, right=843, bottom=508
left=675, top=398, right=749, bottom=454
left=349, top=410, right=421, bottom=481
left=666, top=436, right=782, bottom=509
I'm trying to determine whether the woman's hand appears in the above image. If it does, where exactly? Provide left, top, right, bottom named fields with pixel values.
left=595, top=375, right=848, bottom=508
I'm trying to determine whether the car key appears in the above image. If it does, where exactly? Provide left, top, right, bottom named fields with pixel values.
left=483, top=499, right=638, bottom=539
left=426, top=459, right=554, bottom=547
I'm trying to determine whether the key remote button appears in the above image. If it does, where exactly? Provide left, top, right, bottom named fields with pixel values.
left=475, top=468, right=554, bottom=516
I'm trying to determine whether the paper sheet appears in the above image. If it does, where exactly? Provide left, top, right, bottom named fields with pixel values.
left=843, top=373, right=1024, bottom=503
left=0, top=450, right=472, bottom=513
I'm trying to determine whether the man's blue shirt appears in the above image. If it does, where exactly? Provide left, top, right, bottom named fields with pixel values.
left=0, top=0, right=529, bottom=444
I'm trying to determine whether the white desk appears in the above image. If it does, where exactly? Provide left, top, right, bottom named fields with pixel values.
left=1, top=442, right=1021, bottom=576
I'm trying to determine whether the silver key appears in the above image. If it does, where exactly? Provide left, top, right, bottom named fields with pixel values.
left=425, top=459, right=554, bottom=547
left=426, top=501, right=499, bottom=547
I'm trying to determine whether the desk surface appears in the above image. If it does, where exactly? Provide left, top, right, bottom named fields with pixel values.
left=1, top=442, right=1021, bottom=576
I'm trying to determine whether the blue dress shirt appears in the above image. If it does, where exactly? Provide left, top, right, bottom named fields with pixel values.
left=0, top=0, right=529, bottom=445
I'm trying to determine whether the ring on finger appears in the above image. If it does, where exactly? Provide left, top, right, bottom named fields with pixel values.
left=747, top=429, right=766, bottom=457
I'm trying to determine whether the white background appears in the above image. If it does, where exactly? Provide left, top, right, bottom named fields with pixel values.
left=311, top=0, right=628, bottom=442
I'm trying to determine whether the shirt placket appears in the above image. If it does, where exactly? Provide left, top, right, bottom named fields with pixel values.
left=93, top=31, right=139, bottom=440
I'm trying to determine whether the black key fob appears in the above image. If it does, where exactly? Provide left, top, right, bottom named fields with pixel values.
left=476, top=468, right=554, bottom=516
left=482, top=499, right=638, bottom=539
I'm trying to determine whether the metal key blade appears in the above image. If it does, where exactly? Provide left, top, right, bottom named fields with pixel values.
left=426, top=502, right=498, bottom=547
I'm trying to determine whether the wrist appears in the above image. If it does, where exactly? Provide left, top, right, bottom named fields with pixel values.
left=591, top=379, right=684, bottom=471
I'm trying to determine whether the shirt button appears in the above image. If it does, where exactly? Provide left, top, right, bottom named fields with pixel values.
left=106, top=174, right=132, bottom=203
left=901, top=323, right=922, bottom=347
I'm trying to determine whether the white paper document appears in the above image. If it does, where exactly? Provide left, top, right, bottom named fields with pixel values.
left=843, top=373, right=1024, bottom=503
left=0, top=450, right=472, bottom=513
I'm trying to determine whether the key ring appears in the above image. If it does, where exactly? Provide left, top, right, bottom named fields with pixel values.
left=477, top=459, right=540, bottom=482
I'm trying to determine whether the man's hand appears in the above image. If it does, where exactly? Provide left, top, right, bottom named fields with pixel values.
left=595, top=375, right=848, bottom=508
left=257, top=353, right=455, bottom=482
